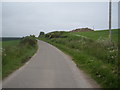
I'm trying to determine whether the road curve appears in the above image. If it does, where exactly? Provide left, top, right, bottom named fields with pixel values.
left=3, top=40, right=100, bottom=88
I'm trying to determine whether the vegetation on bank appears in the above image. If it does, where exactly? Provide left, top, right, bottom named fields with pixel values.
left=72, top=29, right=118, bottom=43
left=2, top=36, right=38, bottom=79
left=39, top=29, right=119, bottom=88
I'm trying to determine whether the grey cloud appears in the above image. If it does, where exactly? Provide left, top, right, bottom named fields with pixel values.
left=2, top=2, right=118, bottom=37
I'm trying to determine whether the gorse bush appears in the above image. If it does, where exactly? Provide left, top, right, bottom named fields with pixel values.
left=45, top=31, right=67, bottom=39
left=20, top=36, right=37, bottom=47
left=38, top=32, right=45, bottom=37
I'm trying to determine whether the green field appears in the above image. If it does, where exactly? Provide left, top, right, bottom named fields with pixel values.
left=2, top=37, right=38, bottom=79
left=39, top=29, right=119, bottom=88
left=2, top=40, right=20, bottom=47
left=70, top=29, right=118, bottom=43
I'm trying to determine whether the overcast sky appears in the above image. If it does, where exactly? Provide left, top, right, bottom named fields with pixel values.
left=2, top=2, right=118, bottom=37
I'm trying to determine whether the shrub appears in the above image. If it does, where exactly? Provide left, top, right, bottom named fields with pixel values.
left=45, top=31, right=67, bottom=39
left=20, top=36, right=37, bottom=47
left=39, top=32, right=45, bottom=37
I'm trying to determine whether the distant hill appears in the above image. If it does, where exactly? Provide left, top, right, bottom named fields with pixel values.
left=70, top=28, right=94, bottom=32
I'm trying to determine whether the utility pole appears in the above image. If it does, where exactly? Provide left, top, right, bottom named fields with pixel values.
left=109, top=0, right=112, bottom=41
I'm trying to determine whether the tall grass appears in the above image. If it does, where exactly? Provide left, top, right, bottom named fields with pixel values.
left=39, top=29, right=119, bottom=88
left=2, top=36, right=38, bottom=79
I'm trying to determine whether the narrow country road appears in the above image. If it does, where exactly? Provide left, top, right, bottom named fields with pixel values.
left=3, top=40, right=100, bottom=88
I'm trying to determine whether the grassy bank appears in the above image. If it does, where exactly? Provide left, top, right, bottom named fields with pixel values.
left=2, top=36, right=38, bottom=79
left=39, top=29, right=119, bottom=88
left=72, top=29, right=118, bottom=43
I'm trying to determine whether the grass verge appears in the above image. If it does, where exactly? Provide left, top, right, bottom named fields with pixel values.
left=2, top=36, right=38, bottom=79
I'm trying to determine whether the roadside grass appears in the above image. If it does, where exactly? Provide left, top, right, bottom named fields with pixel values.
left=39, top=29, right=119, bottom=88
left=2, top=36, right=38, bottom=79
